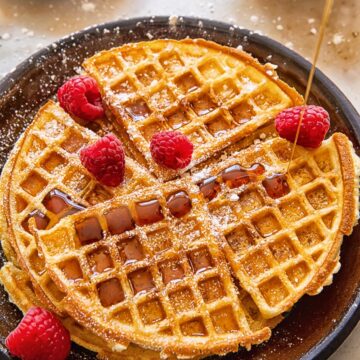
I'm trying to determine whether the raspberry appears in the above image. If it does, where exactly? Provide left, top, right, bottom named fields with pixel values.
left=275, top=105, right=330, bottom=148
left=80, top=133, right=125, bottom=187
left=150, top=131, right=193, bottom=170
left=5, top=306, right=70, bottom=360
left=57, top=75, right=104, bottom=122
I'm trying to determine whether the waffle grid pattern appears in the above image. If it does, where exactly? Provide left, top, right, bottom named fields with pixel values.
left=84, top=39, right=301, bottom=179
left=36, top=180, right=273, bottom=357
left=1, top=39, right=358, bottom=359
left=0, top=262, right=162, bottom=360
left=7, top=101, right=157, bottom=313
left=193, top=136, right=343, bottom=318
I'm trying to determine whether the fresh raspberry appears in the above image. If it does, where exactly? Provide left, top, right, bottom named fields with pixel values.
left=5, top=306, right=70, bottom=360
left=80, top=133, right=125, bottom=187
left=150, top=131, right=193, bottom=170
left=275, top=105, right=330, bottom=148
left=57, top=75, right=104, bottom=121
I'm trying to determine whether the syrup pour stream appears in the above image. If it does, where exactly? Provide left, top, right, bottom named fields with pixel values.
left=286, top=0, right=334, bottom=173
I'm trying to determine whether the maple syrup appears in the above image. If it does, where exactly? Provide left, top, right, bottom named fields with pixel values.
left=286, top=0, right=334, bottom=172
left=247, top=163, right=265, bottom=179
left=221, top=163, right=265, bottom=188
left=88, top=247, right=113, bottom=274
left=75, top=217, right=103, bottom=245
left=262, top=174, right=290, bottom=199
left=221, top=164, right=250, bottom=188
left=97, top=278, right=125, bottom=307
left=159, top=260, right=185, bottom=285
left=22, top=210, right=49, bottom=233
left=60, top=259, right=83, bottom=281
left=118, top=236, right=145, bottom=264
left=166, top=191, right=192, bottom=218
left=105, top=206, right=135, bottom=235
left=42, top=189, right=85, bottom=217
left=135, top=199, right=164, bottom=226
left=128, top=268, right=155, bottom=295
left=197, top=176, right=221, bottom=200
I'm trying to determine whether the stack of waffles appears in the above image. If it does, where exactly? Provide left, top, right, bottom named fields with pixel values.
left=0, top=39, right=359, bottom=359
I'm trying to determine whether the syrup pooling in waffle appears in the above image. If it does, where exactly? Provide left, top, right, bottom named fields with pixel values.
left=84, top=39, right=303, bottom=179
left=192, top=133, right=359, bottom=318
left=5, top=101, right=157, bottom=314
left=0, top=263, right=163, bottom=360
left=35, top=179, right=275, bottom=358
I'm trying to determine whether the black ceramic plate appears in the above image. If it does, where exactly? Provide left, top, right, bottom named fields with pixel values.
left=0, top=16, right=359, bottom=360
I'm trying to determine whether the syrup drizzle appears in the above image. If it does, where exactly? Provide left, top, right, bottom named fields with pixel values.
left=286, top=0, right=334, bottom=173
left=262, top=174, right=290, bottom=199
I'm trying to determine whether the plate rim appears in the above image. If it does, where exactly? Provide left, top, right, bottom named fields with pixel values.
left=0, top=15, right=359, bottom=360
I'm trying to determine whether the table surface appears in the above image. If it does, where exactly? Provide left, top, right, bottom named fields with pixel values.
left=0, top=0, right=359, bottom=359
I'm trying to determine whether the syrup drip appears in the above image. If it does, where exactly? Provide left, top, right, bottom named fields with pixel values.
left=22, top=210, right=49, bottom=233
left=262, top=174, right=290, bottom=199
left=135, top=199, right=164, bottom=226
left=286, top=0, right=334, bottom=173
left=166, top=191, right=192, bottom=218
left=221, top=163, right=265, bottom=189
left=75, top=217, right=103, bottom=244
left=42, top=189, right=86, bottom=218
left=105, top=206, right=135, bottom=235
left=197, top=176, right=221, bottom=200
left=128, top=268, right=155, bottom=295
left=221, top=164, right=249, bottom=188
left=97, top=279, right=125, bottom=307
left=89, top=248, right=113, bottom=274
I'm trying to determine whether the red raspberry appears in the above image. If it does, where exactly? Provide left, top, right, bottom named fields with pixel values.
left=57, top=75, right=104, bottom=122
left=5, top=306, right=71, bottom=360
left=275, top=105, right=330, bottom=148
left=150, top=131, right=193, bottom=170
left=80, top=133, right=125, bottom=187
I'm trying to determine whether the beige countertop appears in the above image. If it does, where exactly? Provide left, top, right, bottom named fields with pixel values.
left=0, top=0, right=359, bottom=359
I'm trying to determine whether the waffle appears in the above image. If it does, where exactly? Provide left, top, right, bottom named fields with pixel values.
left=2, top=100, right=157, bottom=311
left=0, top=148, right=160, bottom=360
left=0, top=262, right=161, bottom=360
left=83, top=39, right=303, bottom=180
left=0, top=100, right=162, bottom=356
left=0, top=37, right=359, bottom=360
left=189, top=132, right=359, bottom=318
left=35, top=179, right=282, bottom=358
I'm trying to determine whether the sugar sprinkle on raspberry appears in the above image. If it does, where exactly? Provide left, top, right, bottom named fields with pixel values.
left=275, top=105, right=330, bottom=148
left=80, top=133, right=125, bottom=187
left=150, top=131, right=193, bottom=170
left=57, top=75, right=104, bottom=122
left=6, top=306, right=71, bottom=360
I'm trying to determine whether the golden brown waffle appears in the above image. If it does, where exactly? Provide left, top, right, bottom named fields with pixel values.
left=3, top=100, right=157, bottom=314
left=0, top=100, right=164, bottom=358
left=1, top=37, right=358, bottom=360
left=35, top=179, right=280, bottom=358
left=0, top=262, right=161, bottom=360
left=83, top=39, right=303, bottom=180
left=190, top=133, right=359, bottom=318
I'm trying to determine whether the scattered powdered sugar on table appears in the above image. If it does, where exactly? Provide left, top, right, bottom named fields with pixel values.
left=81, top=1, right=96, bottom=12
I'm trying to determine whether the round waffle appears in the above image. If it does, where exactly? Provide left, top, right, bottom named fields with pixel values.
left=0, top=100, right=160, bottom=356
left=0, top=38, right=359, bottom=359
left=189, top=132, right=359, bottom=318
left=35, top=179, right=280, bottom=358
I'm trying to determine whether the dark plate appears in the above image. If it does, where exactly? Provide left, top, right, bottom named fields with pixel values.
left=0, top=16, right=359, bottom=360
